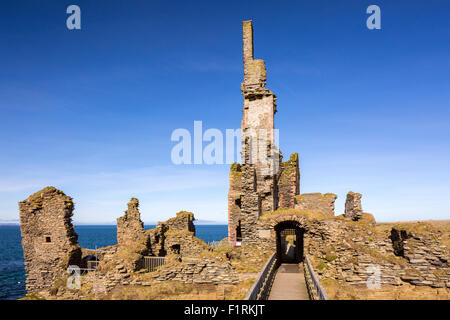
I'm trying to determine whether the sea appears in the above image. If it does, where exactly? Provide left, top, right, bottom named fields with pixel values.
left=0, top=224, right=227, bottom=300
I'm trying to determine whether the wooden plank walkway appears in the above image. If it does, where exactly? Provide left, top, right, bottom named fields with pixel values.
left=268, top=263, right=310, bottom=300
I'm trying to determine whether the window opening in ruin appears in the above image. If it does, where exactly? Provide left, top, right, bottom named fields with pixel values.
left=235, top=198, right=241, bottom=209
left=45, top=236, right=51, bottom=243
left=171, top=244, right=180, bottom=255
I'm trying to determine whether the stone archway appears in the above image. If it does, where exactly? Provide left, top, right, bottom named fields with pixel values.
left=256, top=214, right=309, bottom=259
left=262, top=215, right=308, bottom=264
left=274, top=220, right=305, bottom=263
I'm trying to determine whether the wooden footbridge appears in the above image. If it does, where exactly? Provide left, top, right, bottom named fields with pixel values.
left=245, top=253, right=329, bottom=300
left=268, top=264, right=309, bottom=300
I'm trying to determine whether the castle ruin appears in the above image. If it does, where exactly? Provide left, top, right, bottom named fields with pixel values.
left=17, top=20, right=450, bottom=300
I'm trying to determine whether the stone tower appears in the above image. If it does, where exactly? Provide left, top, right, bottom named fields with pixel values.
left=117, top=198, right=146, bottom=245
left=19, top=187, right=81, bottom=293
left=344, top=191, right=363, bottom=221
left=228, top=21, right=300, bottom=244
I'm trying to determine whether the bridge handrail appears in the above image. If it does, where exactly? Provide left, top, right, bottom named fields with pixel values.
left=304, top=254, right=329, bottom=300
left=244, top=252, right=277, bottom=300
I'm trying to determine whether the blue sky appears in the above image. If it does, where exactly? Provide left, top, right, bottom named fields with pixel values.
left=0, top=0, right=449, bottom=224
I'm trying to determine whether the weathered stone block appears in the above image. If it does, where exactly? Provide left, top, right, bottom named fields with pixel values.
left=344, top=191, right=363, bottom=221
left=165, top=211, right=195, bottom=235
left=294, top=193, right=337, bottom=217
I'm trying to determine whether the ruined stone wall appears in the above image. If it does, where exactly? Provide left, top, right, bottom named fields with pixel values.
left=390, top=228, right=449, bottom=287
left=252, top=211, right=450, bottom=290
left=242, top=20, right=266, bottom=91
left=145, top=211, right=203, bottom=257
left=19, top=187, right=82, bottom=292
left=165, top=211, right=195, bottom=235
left=241, top=95, right=276, bottom=150
left=295, top=193, right=337, bottom=217
left=151, top=256, right=239, bottom=285
left=117, top=198, right=145, bottom=245
left=228, top=163, right=242, bottom=243
left=164, top=230, right=210, bottom=257
left=344, top=191, right=363, bottom=221
left=241, top=94, right=278, bottom=219
left=303, top=220, right=408, bottom=287
left=116, top=202, right=198, bottom=262
left=278, top=153, right=300, bottom=209
left=310, top=225, right=449, bottom=289
left=146, top=224, right=167, bottom=256
left=81, top=246, right=118, bottom=267
left=239, top=164, right=261, bottom=243
left=240, top=93, right=278, bottom=216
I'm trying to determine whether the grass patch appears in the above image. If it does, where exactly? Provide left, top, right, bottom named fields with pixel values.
left=19, top=293, right=46, bottom=300
left=49, top=277, right=68, bottom=296
left=317, top=261, right=329, bottom=271
left=260, top=208, right=328, bottom=222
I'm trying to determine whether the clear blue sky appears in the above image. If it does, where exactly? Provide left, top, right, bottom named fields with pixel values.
left=0, top=1, right=449, bottom=224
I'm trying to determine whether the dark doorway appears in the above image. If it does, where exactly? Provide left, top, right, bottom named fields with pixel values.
left=236, top=220, right=242, bottom=242
left=275, top=221, right=304, bottom=263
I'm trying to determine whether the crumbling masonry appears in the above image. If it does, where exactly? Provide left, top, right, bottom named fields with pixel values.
left=228, top=20, right=301, bottom=244
left=344, top=191, right=363, bottom=221
left=19, top=187, right=82, bottom=292
left=19, top=187, right=213, bottom=293
left=117, top=198, right=145, bottom=245
left=227, top=22, right=371, bottom=245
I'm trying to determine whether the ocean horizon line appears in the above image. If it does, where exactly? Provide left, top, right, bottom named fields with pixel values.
left=0, top=221, right=228, bottom=226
